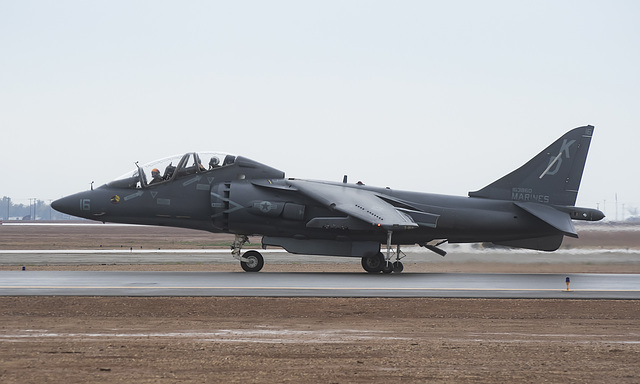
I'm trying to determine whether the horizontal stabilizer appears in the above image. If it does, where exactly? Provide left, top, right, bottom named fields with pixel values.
left=514, top=201, right=577, bottom=238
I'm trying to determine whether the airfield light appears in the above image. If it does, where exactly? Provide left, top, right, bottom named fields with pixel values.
left=566, top=277, right=571, bottom=291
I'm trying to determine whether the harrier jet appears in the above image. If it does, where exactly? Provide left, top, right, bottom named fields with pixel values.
left=52, top=125, right=604, bottom=272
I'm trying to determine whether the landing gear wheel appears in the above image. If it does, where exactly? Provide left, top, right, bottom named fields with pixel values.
left=381, top=262, right=394, bottom=274
left=240, top=250, right=264, bottom=272
left=392, top=261, right=404, bottom=273
left=361, top=252, right=385, bottom=273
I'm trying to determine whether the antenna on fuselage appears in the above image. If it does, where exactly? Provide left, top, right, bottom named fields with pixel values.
left=343, top=175, right=348, bottom=183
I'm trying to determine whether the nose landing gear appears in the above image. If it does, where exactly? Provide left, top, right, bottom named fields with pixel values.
left=232, top=234, right=265, bottom=272
left=240, top=250, right=264, bottom=272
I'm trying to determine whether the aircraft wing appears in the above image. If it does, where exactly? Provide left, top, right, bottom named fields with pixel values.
left=287, top=179, right=419, bottom=230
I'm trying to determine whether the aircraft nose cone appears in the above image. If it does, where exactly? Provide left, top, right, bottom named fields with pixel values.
left=51, top=196, right=73, bottom=216
left=51, top=194, right=83, bottom=217
left=50, top=198, right=63, bottom=212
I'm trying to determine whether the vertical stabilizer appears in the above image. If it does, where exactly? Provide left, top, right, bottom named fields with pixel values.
left=469, top=126, right=594, bottom=206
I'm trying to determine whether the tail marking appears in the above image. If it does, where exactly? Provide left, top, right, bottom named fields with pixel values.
left=539, top=139, right=576, bottom=179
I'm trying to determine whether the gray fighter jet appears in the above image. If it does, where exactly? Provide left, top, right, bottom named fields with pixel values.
left=52, top=126, right=604, bottom=273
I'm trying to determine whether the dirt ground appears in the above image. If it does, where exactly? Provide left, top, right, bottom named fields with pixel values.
left=1, top=297, right=639, bottom=383
left=1, top=223, right=640, bottom=383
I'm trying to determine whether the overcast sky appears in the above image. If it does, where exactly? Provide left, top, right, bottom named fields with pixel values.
left=1, top=1, right=638, bottom=219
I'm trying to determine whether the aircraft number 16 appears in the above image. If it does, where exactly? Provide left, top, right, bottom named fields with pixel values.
left=80, top=199, right=90, bottom=211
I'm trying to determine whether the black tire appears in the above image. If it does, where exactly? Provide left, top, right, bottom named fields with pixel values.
left=392, top=261, right=404, bottom=273
left=361, top=252, right=385, bottom=273
left=240, top=250, right=264, bottom=272
left=381, top=262, right=394, bottom=274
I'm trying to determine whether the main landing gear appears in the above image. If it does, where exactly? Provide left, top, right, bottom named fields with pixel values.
left=361, top=252, right=404, bottom=273
left=232, top=234, right=264, bottom=272
left=360, top=230, right=405, bottom=274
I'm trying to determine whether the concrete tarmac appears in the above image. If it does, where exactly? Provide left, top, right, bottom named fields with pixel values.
left=2, top=246, right=640, bottom=265
left=1, top=270, right=639, bottom=299
left=1, top=248, right=639, bottom=299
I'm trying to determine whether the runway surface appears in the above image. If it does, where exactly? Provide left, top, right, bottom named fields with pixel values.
left=2, top=247, right=640, bottom=265
left=1, top=271, right=639, bottom=298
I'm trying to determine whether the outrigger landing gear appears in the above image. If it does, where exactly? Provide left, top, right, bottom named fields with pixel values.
left=360, top=230, right=405, bottom=274
left=232, top=234, right=265, bottom=272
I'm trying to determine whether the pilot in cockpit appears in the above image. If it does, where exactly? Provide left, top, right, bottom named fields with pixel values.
left=150, top=168, right=163, bottom=184
left=209, top=157, right=220, bottom=170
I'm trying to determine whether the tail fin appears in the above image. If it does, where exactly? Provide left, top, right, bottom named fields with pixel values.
left=469, top=126, right=594, bottom=206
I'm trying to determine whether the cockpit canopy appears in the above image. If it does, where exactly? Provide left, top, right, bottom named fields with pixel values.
left=108, top=152, right=237, bottom=189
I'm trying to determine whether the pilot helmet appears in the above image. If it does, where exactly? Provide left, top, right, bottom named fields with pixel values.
left=152, top=168, right=160, bottom=176
left=209, top=157, right=220, bottom=167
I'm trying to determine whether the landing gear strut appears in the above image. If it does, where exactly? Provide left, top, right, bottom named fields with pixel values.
left=232, top=234, right=265, bottom=272
left=360, top=230, right=405, bottom=274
